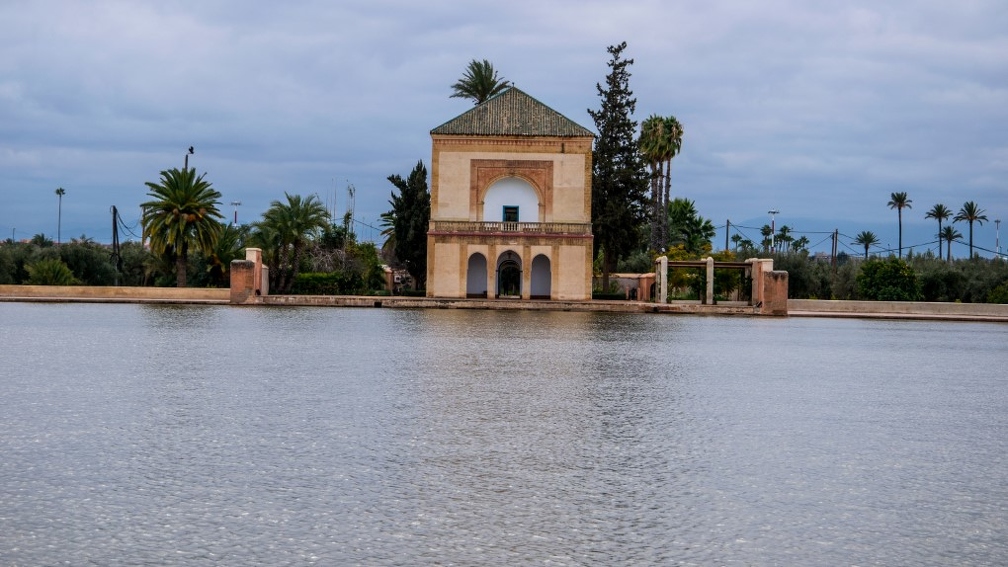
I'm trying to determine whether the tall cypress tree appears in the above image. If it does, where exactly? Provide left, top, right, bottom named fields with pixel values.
left=588, top=42, right=649, bottom=291
left=387, top=161, right=430, bottom=289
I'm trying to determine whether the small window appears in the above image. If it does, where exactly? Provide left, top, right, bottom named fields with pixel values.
left=503, top=206, right=519, bottom=222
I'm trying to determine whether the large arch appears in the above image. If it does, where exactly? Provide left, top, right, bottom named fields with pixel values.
left=496, top=250, right=522, bottom=298
left=483, top=177, right=539, bottom=222
left=530, top=254, right=551, bottom=299
left=466, top=253, right=488, bottom=298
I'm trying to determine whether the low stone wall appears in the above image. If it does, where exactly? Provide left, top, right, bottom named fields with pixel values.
left=0, top=285, right=229, bottom=303
left=258, top=294, right=758, bottom=314
left=789, top=299, right=1008, bottom=321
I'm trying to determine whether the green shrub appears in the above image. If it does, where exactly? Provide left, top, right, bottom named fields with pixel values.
left=291, top=272, right=363, bottom=295
left=988, top=280, right=1008, bottom=304
left=59, top=239, right=117, bottom=285
left=26, top=258, right=78, bottom=285
left=856, top=257, right=922, bottom=301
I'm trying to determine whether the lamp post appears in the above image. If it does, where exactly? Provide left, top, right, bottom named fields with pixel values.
left=184, top=146, right=194, bottom=170
left=231, top=201, right=242, bottom=225
left=768, top=209, right=779, bottom=253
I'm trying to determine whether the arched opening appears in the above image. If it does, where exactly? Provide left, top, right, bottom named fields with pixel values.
left=496, top=250, right=522, bottom=299
left=483, top=177, right=540, bottom=223
left=466, top=253, right=488, bottom=298
left=530, top=254, right=551, bottom=299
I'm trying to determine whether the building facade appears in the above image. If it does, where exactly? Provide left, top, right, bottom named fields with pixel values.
left=426, top=87, right=594, bottom=300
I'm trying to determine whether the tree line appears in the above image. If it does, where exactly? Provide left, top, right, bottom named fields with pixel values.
left=1, top=169, right=386, bottom=294
left=9, top=46, right=1002, bottom=304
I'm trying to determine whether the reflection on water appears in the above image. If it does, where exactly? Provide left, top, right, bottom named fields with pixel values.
left=1, top=303, right=1006, bottom=565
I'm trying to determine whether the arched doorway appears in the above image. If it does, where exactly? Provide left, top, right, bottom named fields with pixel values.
left=496, top=251, right=522, bottom=298
left=530, top=254, right=551, bottom=299
left=466, top=253, right=488, bottom=298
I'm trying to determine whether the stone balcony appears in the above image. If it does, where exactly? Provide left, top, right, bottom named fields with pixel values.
left=429, top=220, right=592, bottom=236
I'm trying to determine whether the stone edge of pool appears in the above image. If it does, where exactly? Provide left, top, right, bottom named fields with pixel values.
left=2, top=285, right=1007, bottom=322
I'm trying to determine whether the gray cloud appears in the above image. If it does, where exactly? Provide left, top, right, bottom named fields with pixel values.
left=1, top=0, right=1005, bottom=256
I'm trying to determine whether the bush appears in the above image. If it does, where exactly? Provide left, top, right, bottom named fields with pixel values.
left=26, top=258, right=77, bottom=285
left=291, top=272, right=363, bottom=295
left=857, top=257, right=922, bottom=301
left=988, top=280, right=1008, bottom=304
left=59, top=239, right=117, bottom=285
left=914, top=258, right=964, bottom=302
left=771, top=252, right=833, bottom=299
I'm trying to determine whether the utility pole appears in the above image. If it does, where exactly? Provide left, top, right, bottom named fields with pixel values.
left=996, top=219, right=1001, bottom=258
left=725, top=219, right=730, bottom=251
left=184, top=146, right=194, bottom=170
left=111, top=206, right=121, bottom=286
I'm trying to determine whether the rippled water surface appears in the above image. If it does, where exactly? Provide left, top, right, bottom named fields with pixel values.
left=1, top=303, right=1006, bottom=565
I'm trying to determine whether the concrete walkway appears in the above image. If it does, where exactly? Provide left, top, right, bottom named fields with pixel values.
left=788, top=299, right=1008, bottom=323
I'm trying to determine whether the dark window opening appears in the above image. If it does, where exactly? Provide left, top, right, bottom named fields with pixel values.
left=503, top=206, right=519, bottom=223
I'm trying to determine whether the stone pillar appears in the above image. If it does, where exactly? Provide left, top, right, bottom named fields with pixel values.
left=655, top=256, right=668, bottom=303
left=705, top=256, right=715, bottom=305
left=521, top=246, right=531, bottom=300
left=230, top=260, right=256, bottom=304
left=245, top=248, right=264, bottom=296
left=748, top=258, right=773, bottom=306
left=488, top=248, right=497, bottom=299
left=761, top=270, right=789, bottom=316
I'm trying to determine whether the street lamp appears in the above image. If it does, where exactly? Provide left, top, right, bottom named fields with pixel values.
left=768, top=209, right=779, bottom=253
left=184, top=146, right=194, bottom=170
left=231, top=201, right=242, bottom=225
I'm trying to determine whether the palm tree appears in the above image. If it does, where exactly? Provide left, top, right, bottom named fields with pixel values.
left=206, top=222, right=249, bottom=287
left=940, top=225, right=962, bottom=261
left=657, top=116, right=684, bottom=251
left=256, top=192, right=330, bottom=293
left=378, top=210, right=396, bottom=257
left=925, top=203, right=951, bottom=259
left=775, top=225, right=794, bottom=252
left=887, top=191, right=912, bottom=258
left=666, top=198, right=715, bottom=255
left=760, top=224, right=773, bottom=253
left=55, top=187, right=65, bottom=245
left=141, top=168, right=223, bottom=287
left=953, top=201, right=988, bottom=258
left=450, top=59, right=509, bottom=105
left=639, top=115, right=666, bottom=251
left=854, top=230, right=880, bottom=259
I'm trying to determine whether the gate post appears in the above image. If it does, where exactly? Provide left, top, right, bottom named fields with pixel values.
left=655, top=256, right=668, bottom=303
left=705, top=256, right=715, bottom=305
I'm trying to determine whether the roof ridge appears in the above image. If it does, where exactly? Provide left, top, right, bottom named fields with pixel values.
left=431, top=87, right=594, bottom=138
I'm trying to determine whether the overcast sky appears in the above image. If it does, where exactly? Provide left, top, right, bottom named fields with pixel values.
left=2, top=0, right=1006, bottom=257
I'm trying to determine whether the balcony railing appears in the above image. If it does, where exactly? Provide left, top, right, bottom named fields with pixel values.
left=430, top=221, right=592, bottom=235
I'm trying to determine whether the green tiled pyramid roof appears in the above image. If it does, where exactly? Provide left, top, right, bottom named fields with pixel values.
left=431, top=87, right=594, bottom=138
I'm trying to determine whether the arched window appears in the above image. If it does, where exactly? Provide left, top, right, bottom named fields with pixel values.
left=483, top=178, right=539, bottom=222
